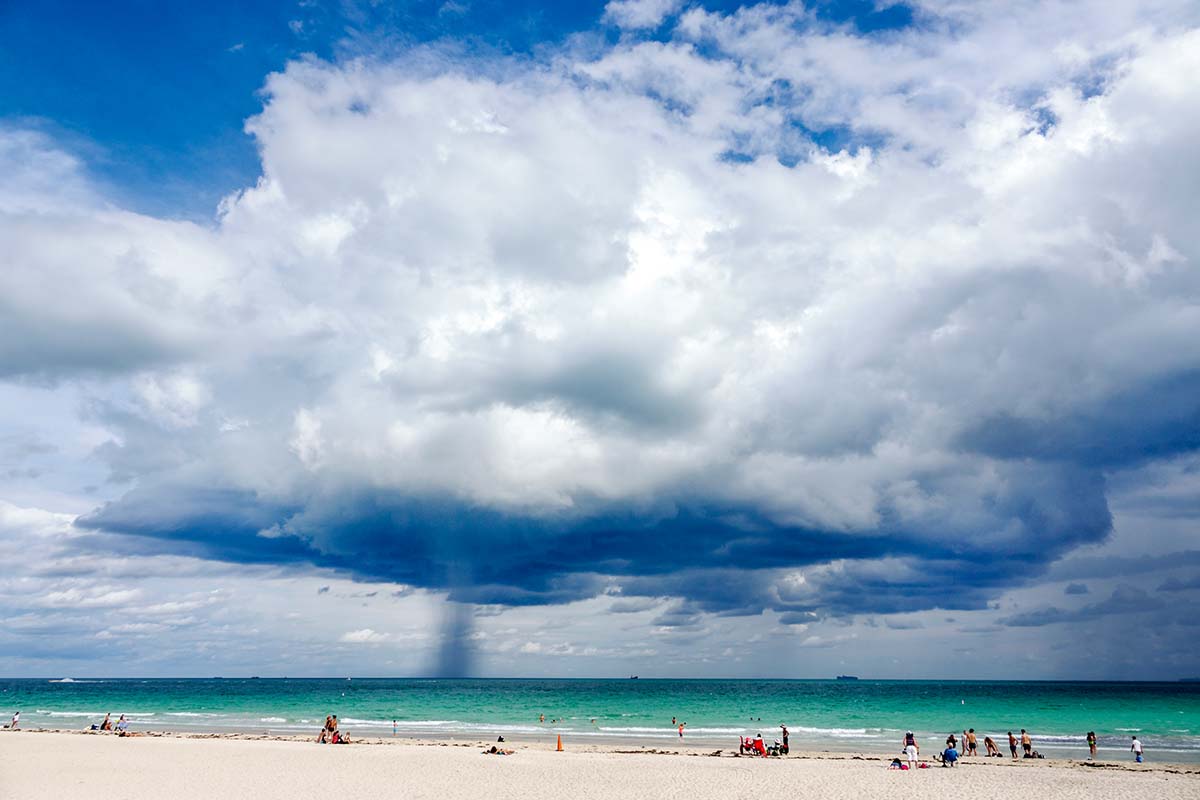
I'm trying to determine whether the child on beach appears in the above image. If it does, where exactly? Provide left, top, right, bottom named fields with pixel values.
left=1131, top=736, right=1144, bottom=763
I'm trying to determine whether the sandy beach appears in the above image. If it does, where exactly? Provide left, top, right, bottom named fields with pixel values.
left=2, top=730, right=1196, bottom=800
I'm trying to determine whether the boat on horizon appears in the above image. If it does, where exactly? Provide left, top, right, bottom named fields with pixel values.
left=835, top=675, right=859, bottom=681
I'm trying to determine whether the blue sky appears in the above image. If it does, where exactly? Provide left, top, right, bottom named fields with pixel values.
left=1, top=0, right=1199, bottom=679
left=1, top=1, right=910, bottom=216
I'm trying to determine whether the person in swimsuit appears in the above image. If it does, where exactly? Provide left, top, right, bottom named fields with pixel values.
left=1021, top=729, right=1032, bottom=756
left=1008, top=731, right=1018, bottom=759
left=678, top=722, right=685, bottom=738
left=967, top=729, right=978, bottom=755
left=1087, top=731, right=1097, bottom=758
left=984, top=735, right=1000, bottom=757
left=100, top=713, right=112, bottom=731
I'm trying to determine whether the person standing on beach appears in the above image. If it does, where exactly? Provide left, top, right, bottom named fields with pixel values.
left=967, top=729, right=978, bottom=756
left=678, top=722, right=685, bottom=738
left=1131, top=736, right=1144, bottom=763
left=1021, top=729, right=1032, bottom=757
left=903, top=730, right=919, bottom=768
left=1008, top=731, right=1018, bottom=759
left=8, top=710, right=18, bottom=729
left=392, top=719, right=397, bottom=737
left=780, top=724, right=789, bottom=755
left=1087, top=731, right=1097, bottom=758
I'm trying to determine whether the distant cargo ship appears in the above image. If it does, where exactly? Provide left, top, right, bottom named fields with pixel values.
left=836, top=675, right=859, bottom=681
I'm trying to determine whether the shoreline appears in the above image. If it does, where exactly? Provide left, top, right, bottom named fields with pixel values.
left=4, top=727, right=1197, bottom=774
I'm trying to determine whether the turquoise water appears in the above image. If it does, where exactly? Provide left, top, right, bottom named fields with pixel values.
left=4, top=679, right=1198, bottom=761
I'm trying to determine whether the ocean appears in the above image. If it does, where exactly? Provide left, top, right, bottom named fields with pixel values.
left=4, top=678, right=1198, bottom=761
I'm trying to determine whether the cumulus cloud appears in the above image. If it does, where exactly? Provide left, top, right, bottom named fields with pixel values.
left=604, top=0, right=682, bottom=30
left=3, top=0, right=1200, bottom=657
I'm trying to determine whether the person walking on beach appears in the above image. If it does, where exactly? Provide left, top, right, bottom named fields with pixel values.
left=1008, top=730, right=1018, bottom=759
left=1131, top=736, right=1144, bottom=763
left=1021, top=729, right=1032, bottom=757
left=1087, top=731, right=1097, bottom=758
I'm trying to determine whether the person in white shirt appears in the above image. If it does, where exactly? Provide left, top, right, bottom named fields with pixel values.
left=1131, top=736, right=1144, bottom=763
left=8, top=711, right=18, bottom=729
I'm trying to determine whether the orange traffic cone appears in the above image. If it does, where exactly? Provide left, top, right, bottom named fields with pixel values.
left=556, top=734, right=564, bottom=752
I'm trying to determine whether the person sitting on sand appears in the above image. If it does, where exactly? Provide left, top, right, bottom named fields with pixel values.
left=100, top=713, right=112, bottom=731
left=946, top=733, right=957, bottom=750
left=115, top=715, right=128, bottom=732
left=984, top=735, right=1000, bottom=757
left=941, top=745, right=959, bottom=767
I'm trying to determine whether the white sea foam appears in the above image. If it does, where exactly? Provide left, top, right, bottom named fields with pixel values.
left=259, top=717, right=287, bottom=723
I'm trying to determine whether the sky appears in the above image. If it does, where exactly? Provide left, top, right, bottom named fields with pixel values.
left=1, top=0, right=1198, bottom=680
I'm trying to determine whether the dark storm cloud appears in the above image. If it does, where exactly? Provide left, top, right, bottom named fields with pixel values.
left=999, top=586, right=1166, bottom=627
left=1157, top=574, right=1200, bottom=592
left=958, top=370, right=1200, bottom=469
left=1064, top=583, right=1089, bottom=595
left=76, top=458, right=1115, bottom=623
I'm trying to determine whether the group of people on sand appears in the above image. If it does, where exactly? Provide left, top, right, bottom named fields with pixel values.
left=316, top=715, right=351, bottom=744
left=739, top=725, right=790, bottom=757
left=929, top=728, right=1043, bottom=767
left=88, top=713, right=130, bottom=733
left=910, top=727, right=1148, bottom=767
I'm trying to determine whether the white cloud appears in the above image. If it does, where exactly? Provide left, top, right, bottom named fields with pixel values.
left=340, top=628, right=392, bottom=643
left=1, top=1, right=1199, bottom=676
left=604, top=0, right=682, bottom=30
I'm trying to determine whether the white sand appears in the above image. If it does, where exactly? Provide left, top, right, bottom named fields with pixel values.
left=1, top=731, right=1195, bottom=800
